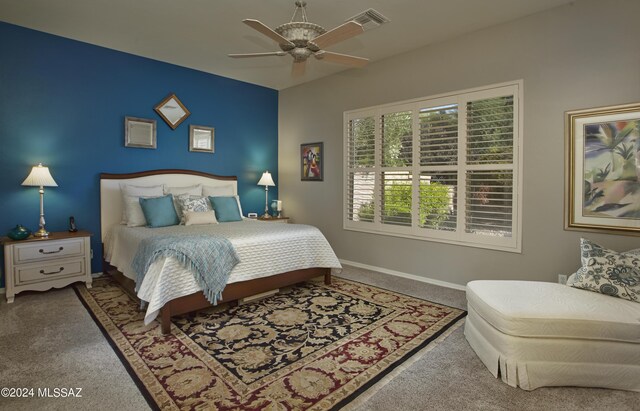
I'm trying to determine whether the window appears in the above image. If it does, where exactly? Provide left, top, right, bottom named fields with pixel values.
left=344, top=82, right=522, bottom=251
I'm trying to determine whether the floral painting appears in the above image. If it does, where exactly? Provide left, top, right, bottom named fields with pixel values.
left=566, top=103, right=640, bottom=234
left=301, top=142, right=323, bottom=181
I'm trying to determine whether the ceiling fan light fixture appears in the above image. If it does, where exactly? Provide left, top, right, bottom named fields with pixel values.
left=291, top=48, right=312, bottom=61
left=230, top=1, right=386, bottom=76
left=274, top=22, right=326, bottom=50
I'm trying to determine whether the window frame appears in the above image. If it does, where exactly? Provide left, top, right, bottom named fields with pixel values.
left=343, top=80, right=523, bottom=252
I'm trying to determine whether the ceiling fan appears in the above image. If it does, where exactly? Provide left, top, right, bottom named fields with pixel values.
left=229, top=1, right=371, bottom=77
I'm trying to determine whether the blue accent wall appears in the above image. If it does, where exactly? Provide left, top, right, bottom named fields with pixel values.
left=0, top=22, right=278, bottom=285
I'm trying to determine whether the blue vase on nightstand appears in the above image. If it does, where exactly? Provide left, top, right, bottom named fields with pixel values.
left=7, top=224, right=31, bottom=240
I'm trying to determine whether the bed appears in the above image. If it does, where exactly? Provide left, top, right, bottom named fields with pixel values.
left=100, top=169, right=341, bottom=334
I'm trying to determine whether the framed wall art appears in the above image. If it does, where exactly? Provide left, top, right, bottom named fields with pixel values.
left=124, top=117, right=156, bottom=149
left=301, top=142, right=323, bottom=181
left=189, top=125, right=215, bottom=153
left=565, top=102, right=640, bottom=234
left=154, top=93, right=190, bottom=129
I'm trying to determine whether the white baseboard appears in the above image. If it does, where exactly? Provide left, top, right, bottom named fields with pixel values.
left=339, top=259, right=466, bottom=291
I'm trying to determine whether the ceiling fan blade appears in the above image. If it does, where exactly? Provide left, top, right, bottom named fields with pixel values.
left=243, top=19, right=295, bottom=47
left=229, top=52, right=287, bottom=58
left=292, top=60, right=307, bottom=77
left=314, top=51, right=369, bottom=67
left=311, top=21, right=364, bottom=49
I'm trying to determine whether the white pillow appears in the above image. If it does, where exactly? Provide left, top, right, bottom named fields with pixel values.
left=120, top=184, right=164, bottom=224
left=164, top=184, right=202, bottom=196
left=123, top=195, right=152, bottom=227
left=165, top=185, right=202, bottom=219
left=203, top=184, right=234, bottom=197
left=184, top=211, right=218, bottom=226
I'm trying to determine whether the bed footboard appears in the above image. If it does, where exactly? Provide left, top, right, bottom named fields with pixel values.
left=159, top=267, right=331, bottom=334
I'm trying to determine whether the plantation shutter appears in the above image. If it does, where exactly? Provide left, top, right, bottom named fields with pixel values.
left=347, top=116, right=376, bottom=223
left=419, top=104, right=459, bottom=232
left=464, top=95, right=515, bottom=239
left=380, top=110, right=413, bottom=227
left=344, top=82, right=520, bottom=252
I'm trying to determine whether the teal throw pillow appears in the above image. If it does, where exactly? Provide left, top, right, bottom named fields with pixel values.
left=209, top=196, right=243, bottom=222
left=139, top=195, right=180, bottom=228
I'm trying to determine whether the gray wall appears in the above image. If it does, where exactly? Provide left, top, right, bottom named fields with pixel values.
left=278, top=0, right=640, bottom=286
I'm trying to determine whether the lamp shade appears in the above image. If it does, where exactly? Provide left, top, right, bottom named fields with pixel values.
left=22, top=163, right=58, bottom=187
left=257, top=171, right=275, bottom=187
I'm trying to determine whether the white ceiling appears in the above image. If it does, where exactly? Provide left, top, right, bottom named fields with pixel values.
left=0, top=0, right=573, bottom=90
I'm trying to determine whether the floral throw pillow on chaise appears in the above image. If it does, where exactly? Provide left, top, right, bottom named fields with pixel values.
left=567, top=238, right=640, bottom=303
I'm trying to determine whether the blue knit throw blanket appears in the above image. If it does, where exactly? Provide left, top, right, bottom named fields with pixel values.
left=131, top=234, right=240, bottom=305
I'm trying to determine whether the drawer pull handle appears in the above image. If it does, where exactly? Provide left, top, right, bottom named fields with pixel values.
left=40, top=267, right=65, bottom=275
left=39, top=247, right=64, bottom=254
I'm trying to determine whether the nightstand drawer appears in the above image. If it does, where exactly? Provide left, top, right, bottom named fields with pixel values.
left=13, top=238, right=84, bottom=263
left=14, top=258, right=86, bottom=285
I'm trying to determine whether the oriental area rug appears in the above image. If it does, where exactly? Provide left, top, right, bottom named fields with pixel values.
left=75, top=276, right=466, bottom=410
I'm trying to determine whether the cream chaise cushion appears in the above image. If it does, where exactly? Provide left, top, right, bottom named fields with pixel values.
left=466, top=280, right=640, bottom=344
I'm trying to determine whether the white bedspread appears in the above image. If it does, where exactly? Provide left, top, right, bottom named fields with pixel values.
left=104, top=220, right=341, bottom=324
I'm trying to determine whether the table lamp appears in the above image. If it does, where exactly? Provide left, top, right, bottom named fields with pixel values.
left=257, top=171, right=275, bottom=219
left=22, top=163, right=58, bottom=237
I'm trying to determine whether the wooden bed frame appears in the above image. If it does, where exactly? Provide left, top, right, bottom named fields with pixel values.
left=103, top=260, right=330, bottom=334
left=100, top=169, right=332, bottom=334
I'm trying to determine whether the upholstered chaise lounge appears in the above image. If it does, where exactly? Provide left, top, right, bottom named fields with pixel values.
left=464, top=280, right=640, bottom=392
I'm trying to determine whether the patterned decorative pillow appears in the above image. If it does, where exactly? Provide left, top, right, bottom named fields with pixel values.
left=567, top=238, right=640, bottom=303
left=165, top=185, right=202, bottom=219
left=176, top=195, right=212, bottom=223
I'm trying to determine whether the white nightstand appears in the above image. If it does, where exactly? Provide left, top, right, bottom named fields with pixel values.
left=2, top=231, right=92, bottom=303
left=257, top=216, right=290, bottom=223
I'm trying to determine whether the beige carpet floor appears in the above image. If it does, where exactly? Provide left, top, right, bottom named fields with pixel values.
left=0, top=265, right=638, bottom=411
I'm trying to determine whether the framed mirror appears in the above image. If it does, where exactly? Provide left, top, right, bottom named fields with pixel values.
left=124, top=117, right=156, bottom=149
left=154, top=93, right=190, bottom=129
left=189, top=125, right=215, bottom=153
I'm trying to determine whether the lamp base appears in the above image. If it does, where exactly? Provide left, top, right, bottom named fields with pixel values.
left=260, top=213, right=272, bottom=219
left=33, top=228, right=49, bottom=238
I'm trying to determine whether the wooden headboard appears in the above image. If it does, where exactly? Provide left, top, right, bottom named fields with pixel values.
left=99, top=169, right=237, bottom=242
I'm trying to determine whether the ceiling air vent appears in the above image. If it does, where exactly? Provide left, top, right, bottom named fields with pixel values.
left=346, top=9, right=390, bottom=31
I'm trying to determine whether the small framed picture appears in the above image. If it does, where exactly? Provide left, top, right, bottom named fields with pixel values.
left=124, top=117, right=156, bottom=149
left=566, top=102, right=640, bottom=234
left=154, top=93, right=190, bottom=129
left=189, top=125, right=215, bottom=153
left=301, top=142, right=323, bottom=181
